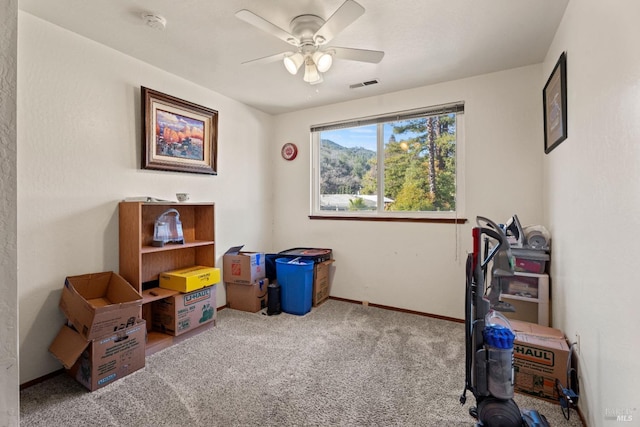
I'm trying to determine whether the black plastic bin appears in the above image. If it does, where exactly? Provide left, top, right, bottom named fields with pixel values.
left=266, top=248, right=332, bottom=282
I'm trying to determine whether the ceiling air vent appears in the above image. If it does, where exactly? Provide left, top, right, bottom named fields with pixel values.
left=349, top=79, right=380, bottom=89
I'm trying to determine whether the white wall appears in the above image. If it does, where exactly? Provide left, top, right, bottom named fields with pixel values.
left=272, top=65, right=545, bottom=319
left=543, top=1, right=640, bottom=425
left=14, top=4, right=640, bottom=425
left=0, top=0, right=19, bottom=425
left=17, top=12, right=274, bottom=383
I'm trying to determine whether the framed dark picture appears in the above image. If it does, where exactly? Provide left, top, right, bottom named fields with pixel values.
left=543, top=52, right=567, bottom=154
left=142, top=87, right=218, bottom=174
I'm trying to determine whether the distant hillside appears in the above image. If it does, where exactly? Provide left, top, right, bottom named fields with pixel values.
left=320, top=139, right=343, bottom=150
left=321, top=139, right=375, bottom=157
left=320, top=139, right=375, bottom=194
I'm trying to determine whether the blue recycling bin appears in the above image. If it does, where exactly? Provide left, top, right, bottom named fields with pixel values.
left=275, top=258, right=314, bottom=315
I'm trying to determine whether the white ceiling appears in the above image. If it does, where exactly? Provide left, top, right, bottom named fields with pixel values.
left=18, top=0, right=569, bottom=115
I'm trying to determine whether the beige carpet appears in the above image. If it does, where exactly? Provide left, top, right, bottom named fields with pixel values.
left=20, top=300, right=583, bottom=426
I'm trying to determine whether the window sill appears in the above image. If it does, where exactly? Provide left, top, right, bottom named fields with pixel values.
left=308, top=215, right=467, bottom=224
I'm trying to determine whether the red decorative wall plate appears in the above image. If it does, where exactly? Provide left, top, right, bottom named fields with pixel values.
left=281, top=143, right=298, bottom=161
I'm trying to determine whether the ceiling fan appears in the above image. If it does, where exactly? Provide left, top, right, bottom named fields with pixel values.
left=235, top=0, right=384, bottom=85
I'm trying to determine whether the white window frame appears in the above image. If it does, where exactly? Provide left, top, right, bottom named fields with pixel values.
left=310, top=102, right=465, bottom=221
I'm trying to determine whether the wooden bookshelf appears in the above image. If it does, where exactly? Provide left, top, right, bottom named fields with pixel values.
left=119, top=201, right=215, bottom=355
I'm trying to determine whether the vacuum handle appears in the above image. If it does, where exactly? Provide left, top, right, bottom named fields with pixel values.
left=476, top=216, right=510, bottom=270
left=476, top=216, right=509, bottom=247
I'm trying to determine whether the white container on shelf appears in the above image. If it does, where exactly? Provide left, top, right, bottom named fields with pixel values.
left=500, top=272, right=549, bottom=326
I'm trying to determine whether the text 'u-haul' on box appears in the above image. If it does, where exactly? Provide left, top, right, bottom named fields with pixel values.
left=152, top=285, right=217, bottom=336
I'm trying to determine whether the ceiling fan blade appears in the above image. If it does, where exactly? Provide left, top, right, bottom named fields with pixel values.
left=330, top=47, right=384, bottom=63
left=314, top=0, right=365, bottom=45
left=235, top=9, right=299, bottom=46
left=241, top=51, right=293, bottom=65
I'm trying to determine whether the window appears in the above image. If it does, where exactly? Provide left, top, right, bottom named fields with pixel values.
left=310, top=102, right=464, bottom=220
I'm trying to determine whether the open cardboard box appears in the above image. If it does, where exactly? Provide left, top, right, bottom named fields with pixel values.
left=223, top=245, right=266, bottom=285
left=59, top=271, right=142, bottom=340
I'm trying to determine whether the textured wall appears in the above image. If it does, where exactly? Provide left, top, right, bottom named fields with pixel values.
left=543, top=1, right=640, bottom=425
left=18, top=12, right=273, bottom=384
left=0, top=0, right=19, bottom=425
left=272, top=64, right=545, bottom=319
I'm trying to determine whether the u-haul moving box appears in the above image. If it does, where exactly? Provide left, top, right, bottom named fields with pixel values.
left=49, top=319, right=146, bottom=391
left=510, top=320, right=569, bottom=403
left=152, top=285, right=217, bottom=336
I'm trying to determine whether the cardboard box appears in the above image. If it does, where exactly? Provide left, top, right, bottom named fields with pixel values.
left=159, top=266, right=221, bottom=293
left=60, top=271, right=143, bottom=340
left=510, top=320, right=569, bottom=403
left=152, top=285, right=217, bottom=336
left=49, top=319, right=146, bottom=391
left=313, top=260, right=334, bottom=306
left=223, top=246, right=265, bottom=284
left=226, top=278, right=269, bottom=312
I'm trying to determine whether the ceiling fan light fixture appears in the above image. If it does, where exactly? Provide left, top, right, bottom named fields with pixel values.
left=309, top=74, right=324, bottom=85
left=312, top=51, right=333, bottom=73
left=283, top=52, right=304, bottom=74
left=303, top=61, right=322, bottom=83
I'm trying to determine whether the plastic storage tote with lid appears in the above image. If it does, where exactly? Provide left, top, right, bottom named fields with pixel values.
left=511, top=248, right=549, bottom=274
left=266, top=248, right=332, bottom=281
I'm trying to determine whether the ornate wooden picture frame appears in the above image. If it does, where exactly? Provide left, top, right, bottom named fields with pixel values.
left=142, top=87, right=218, bottom=174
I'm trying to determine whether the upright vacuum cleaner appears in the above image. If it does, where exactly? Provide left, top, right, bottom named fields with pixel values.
left=460, top=216, right=549, bottom=427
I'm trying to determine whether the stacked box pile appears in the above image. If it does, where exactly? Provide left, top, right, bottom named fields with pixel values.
left=49, top=271, right=145, bottom=391
left=223, top=246, right=268, bottom=312
left=152, top=266, right=220, bottom=336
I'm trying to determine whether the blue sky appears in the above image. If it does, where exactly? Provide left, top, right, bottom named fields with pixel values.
left=321, top=115, right=456, bottom=151
left=322, top=124, right=397, bottom=151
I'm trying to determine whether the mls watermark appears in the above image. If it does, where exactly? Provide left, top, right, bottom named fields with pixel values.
left=605, top=407, right=636, bottom=422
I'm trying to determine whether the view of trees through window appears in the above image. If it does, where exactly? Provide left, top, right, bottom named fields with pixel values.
left=317, top=113, right=458, bottom=213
